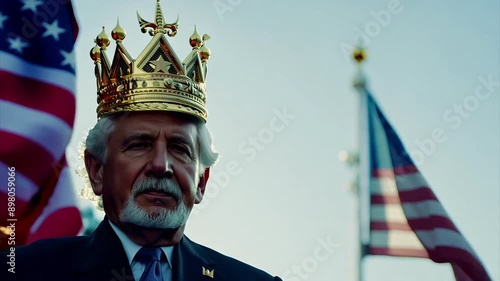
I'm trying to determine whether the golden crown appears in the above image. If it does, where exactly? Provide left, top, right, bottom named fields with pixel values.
left=90, top=0, right=211, bottom=122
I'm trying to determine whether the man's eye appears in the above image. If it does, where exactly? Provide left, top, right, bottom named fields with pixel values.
left=127, top=142, right=150, bottom=150
left=169, top=145, right=189, bottom=154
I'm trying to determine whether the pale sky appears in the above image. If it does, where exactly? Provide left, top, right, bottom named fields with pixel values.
left=69, top=0, right=499, bottom=280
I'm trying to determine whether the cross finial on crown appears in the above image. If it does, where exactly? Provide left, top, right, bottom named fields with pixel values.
left=137, top=0, right=179, bottom=36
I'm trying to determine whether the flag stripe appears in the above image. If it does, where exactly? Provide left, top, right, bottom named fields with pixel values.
left=372, top=166, right=419, bottom=177
left=409, top=217, right=458, bottom=232
left=371, top=177, right=398, bottom=196
left=398, top=187, right=438, bottom=202
left=371, top=204, right=407, bottom=223
left=370, top=230, right=425, bottom=250
left=371, top=217, right=459, bottom=232
left=371, top=194, right=401, bottom=204
left=415, top=228, right=477, bottom=255
left=0, top=161, right=38, bottom=201
left=371, top=221, right=412, bottom=231
left=371, top=187, right=438, bottom=204
left=0, top=51, right=76, bottom=93
left=0, top=131, right=55, bottom=186
left=0, top=71, right=75, bottom=126
left=26, top=206, right=82, bottom=243
left=369, top=247, right=429, bottom=258
left=0, top=100, right=72, bottom=160
left=371, top=200, right=450, bottom=221
left=371, top=172, right=429, bottom=195
left=400, top=200, right=450, bottom=220
left=29, top=167, right=78, bottom=233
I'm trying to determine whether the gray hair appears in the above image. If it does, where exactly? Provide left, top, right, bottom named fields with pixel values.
left=85, top=114, right=219, bottom=174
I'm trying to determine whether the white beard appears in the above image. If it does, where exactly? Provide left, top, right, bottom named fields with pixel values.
left=119, top=177, right=193, bottom=229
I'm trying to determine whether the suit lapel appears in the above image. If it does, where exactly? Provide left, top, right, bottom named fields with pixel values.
left=172, top=236, right=225, bottom=281
left=66, top=220, right=226, bottom=281
left=72, top=219, right=135, bottom=281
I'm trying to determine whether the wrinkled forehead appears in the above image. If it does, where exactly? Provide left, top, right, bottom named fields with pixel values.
left=110, top=111, right=199, bottom=142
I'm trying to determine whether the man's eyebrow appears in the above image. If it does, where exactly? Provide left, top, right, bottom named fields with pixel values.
left=121, top=133, right=154, bottom=146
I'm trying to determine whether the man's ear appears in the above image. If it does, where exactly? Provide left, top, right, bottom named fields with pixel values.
left=194, top=168, right=210, bottom=204
left=84, top=150, right=104, bottom=195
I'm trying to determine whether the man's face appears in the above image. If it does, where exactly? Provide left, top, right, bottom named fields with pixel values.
left=89, top=112, right=206, bottom=229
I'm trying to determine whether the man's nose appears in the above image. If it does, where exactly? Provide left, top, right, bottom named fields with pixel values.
left=146, top=145, right=173, bottom=178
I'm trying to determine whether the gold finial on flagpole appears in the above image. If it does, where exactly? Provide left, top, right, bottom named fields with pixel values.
left=352, top=44, right=367, bottom=89
left=353, top=45, right=366, bottom=64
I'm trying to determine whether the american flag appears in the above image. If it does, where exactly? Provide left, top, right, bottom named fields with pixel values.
left=363, top=91, right=492, bottom=281
left=0, top=0, right=82, bottom=249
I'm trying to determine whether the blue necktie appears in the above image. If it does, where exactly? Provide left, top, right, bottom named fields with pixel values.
left=136, top=247, right=164, bottom=281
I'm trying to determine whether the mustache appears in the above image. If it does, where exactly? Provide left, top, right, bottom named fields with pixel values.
left=132, top=177, right=182, bottom=203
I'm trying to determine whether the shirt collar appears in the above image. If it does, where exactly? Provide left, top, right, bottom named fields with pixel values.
left=108, top=220, right=174, bottom=267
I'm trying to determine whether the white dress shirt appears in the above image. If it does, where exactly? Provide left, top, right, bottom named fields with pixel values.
left=109, top=221, right=174, bottom=281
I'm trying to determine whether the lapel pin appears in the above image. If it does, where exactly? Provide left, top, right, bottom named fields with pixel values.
left=202, top=266, right=214, bottom=278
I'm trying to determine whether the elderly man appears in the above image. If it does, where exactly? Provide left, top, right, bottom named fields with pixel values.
left=2, top=1, right=281, bottom=280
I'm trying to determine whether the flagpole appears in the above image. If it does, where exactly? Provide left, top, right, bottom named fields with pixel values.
left=353, top=46, right=367, bottom=281
left=339, top=46, right=368, bottom=281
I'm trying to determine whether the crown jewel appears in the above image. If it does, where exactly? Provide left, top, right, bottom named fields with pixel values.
left=90, top=0, right=211, bottom=121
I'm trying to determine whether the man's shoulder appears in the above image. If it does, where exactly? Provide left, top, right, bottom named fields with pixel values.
left=7, top=235, right=89, bottom=264
left=1, top=235, right=90, bottom=280
left=182, top=236, right=282, bottom=281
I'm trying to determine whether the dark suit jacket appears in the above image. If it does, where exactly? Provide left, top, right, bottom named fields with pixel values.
left=1, top=219, right=282, bottom=281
